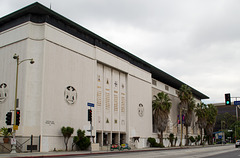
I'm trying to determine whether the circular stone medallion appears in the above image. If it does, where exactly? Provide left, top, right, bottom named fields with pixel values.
left=0, top=83, right=8, bottom=103
left=64, top=86, right=77, bottom=104
left=138, top=103, right=144, bottom=117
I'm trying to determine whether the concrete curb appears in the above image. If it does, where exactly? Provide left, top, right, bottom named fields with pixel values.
left=0, top=144, right=228, bottom=158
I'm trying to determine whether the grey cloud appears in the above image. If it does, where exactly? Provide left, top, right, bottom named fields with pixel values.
left=1, top=0, right=240, bottom=103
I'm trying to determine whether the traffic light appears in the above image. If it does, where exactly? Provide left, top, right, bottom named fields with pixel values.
left=225, top=93, right=231, bottom=105
left=16, top=110, right=20, bottom=125
left=5, top=112, right=12, bottom=125
left=8, top=128, right=12, bottom=133
left=88, top=109, right=92, bottom=122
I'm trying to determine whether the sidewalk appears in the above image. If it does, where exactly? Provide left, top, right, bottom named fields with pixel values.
left=0, top=144, right=225, bottom=158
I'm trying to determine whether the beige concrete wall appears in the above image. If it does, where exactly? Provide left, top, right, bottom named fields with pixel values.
left=128, top=74, right=152, bottom=138
left=0, top=21, right=203, bottom=151
left=0, top=22, right=45, bottom=137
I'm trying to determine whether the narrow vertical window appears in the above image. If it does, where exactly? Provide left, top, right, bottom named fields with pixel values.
left=152, top=79, right=157, bottom=86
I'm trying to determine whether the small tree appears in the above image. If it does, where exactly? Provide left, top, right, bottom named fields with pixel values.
left=61, top=126, right=74, bottom=151
left=230, top=121, right=240, bottom=142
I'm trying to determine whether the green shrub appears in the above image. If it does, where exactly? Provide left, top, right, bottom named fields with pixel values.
left=147, top=137, right=164, bottom=148
left=148, top=137, right=157, bottom=147
left=189, top=136, right=195, bottom=144
left=76, top=137, right=90, bottom=150
left=158, top=143, right=165, bottom=148
left=195, top=135, right=201, bottom=145
left=73, top=129, right=91, bottom=150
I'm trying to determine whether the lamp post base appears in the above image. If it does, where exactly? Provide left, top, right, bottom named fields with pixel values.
left=10, top=132, right=17, bottom=154
left=10, top=144, right=17, bottom=154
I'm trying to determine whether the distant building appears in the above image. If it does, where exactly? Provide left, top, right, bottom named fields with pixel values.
left=214, top=103, right=236, bottom=116
left=0, top=3, right=208, bottom=151
left=213, top=102, right=238, bottom=132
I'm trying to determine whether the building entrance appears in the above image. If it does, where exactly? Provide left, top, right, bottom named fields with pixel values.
left=120, top=133, right=126, bottom=144
left=96, top=132, right=102, bottom=146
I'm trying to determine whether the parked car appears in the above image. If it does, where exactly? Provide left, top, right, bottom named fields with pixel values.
left=216, top=140, right=226, bottom=144
left=235, top=140, right=240, bottom=148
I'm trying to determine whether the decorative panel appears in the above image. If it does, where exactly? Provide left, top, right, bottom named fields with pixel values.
left=104, top=66, right=111, bottom=131
left=96, top=63, right=103, bottom=130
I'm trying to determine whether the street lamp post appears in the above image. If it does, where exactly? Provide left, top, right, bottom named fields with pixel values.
left=11, top=54, right=34, bottom=154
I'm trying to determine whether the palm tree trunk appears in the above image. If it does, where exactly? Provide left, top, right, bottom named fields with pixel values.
left=185, top=126, right=189, bottom=146
left=160, top=131, right=163, bottom=145
left=209, top=135, right=213, bottom=145
left=200, top=128, right=203, bottom=145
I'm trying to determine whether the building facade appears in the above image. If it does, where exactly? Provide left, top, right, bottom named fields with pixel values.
left=213, top=102, right=237, bottom=132
left=0, top=3, right=208, bottom=151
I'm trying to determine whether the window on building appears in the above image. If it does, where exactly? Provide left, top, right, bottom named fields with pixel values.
left=152, top=79, right=157, bottom=86
left=165, top=85, right=169, bottom=91
left=175, top=90, right=179, bottom=95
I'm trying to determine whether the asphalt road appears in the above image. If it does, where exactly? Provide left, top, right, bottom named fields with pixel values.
left=205, top=149, right=240, bottom=158
left=58, top=144, right=239, bottom=158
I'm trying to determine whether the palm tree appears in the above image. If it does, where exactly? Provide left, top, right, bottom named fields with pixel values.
left=205, top=104, right=218, bottom=145
left=177, top=84, right=194, bottom=146
left=153, top=92, right=172, bottom=145
left=195, top=102, right=207, bottom=145
left=184, top=96, right=196, bottom=145
left=178, top=84, right=192, bottom=108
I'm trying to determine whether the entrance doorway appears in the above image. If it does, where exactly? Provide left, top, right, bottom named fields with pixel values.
left=96, top=132, right=102, bottom=146
left=112, top=133, right=119, bottom=144
left=120, top=133, right=126, bottom=144
left=103, top=132, right=110, bottom=145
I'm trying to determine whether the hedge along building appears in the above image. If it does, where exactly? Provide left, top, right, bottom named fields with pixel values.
left=0, top=3, right=208, bottom=151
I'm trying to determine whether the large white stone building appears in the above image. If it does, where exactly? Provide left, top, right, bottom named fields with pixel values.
left=0, top=3, right=208, bottom=152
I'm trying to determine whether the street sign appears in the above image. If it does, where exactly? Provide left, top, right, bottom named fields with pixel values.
left=87, top=102, right=94, bottom=107
left=11, top=138, right=16, bottom=145
left=13, top=125, right=18, bottom=130
left=234, top=101, right=240, bottom=105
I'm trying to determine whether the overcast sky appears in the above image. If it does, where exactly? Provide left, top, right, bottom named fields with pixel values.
left=1, top=0, right=240, bottom=104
